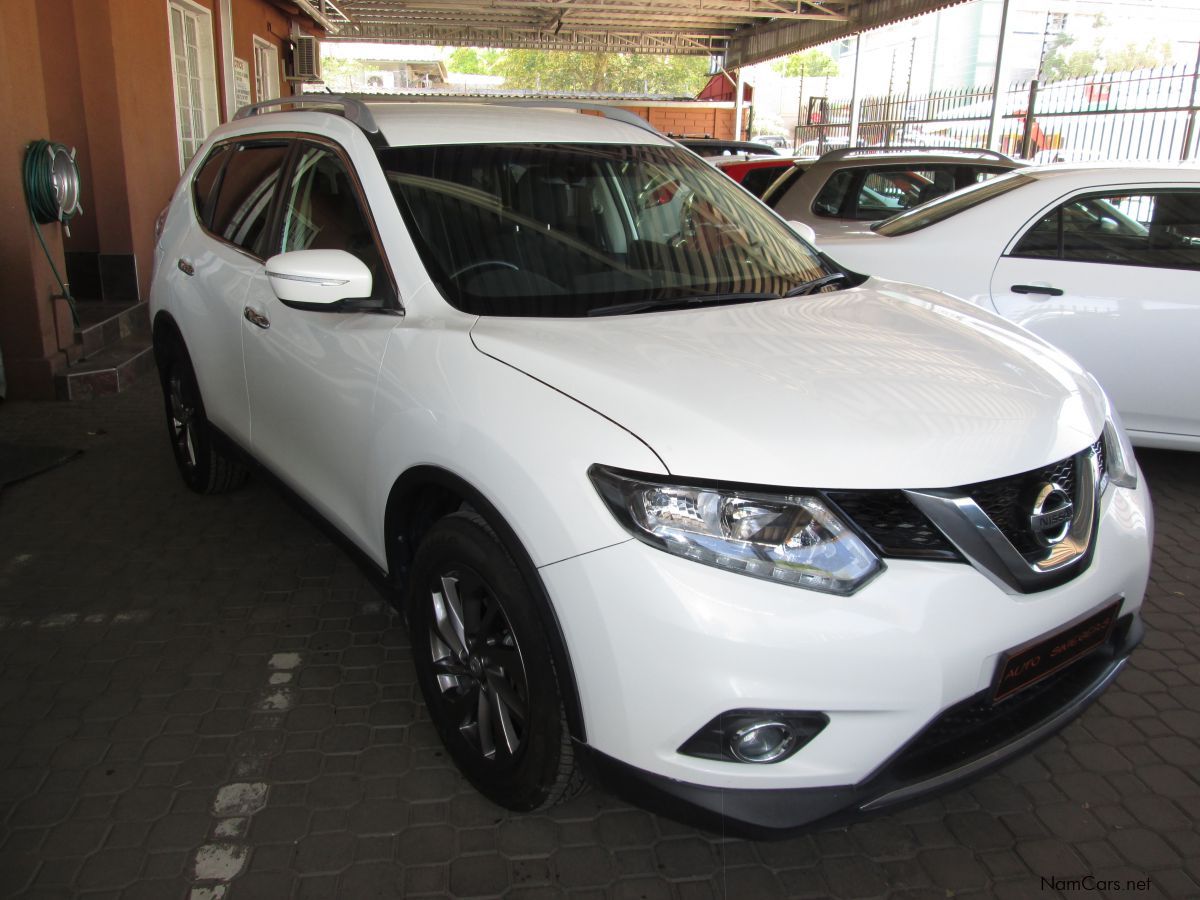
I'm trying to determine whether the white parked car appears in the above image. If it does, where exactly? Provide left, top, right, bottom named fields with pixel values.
left=150, top=98, right=1151, bottom=837
left=814, top=164, right=1200, bottom=451
left=762, top=147, right=1022, bottom=240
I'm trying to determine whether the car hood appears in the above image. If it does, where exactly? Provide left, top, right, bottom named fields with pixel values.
left=469, top=280, right=1105, bottom=489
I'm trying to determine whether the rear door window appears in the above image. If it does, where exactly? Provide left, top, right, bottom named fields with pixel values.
left=208, top=140, right=290, bottom=257
left=815, top=164, right=1007, bottom=220
left=761, top=165, right=806, bottom=209
left=740, top=164, right=790, bottom=198
left=1012, top=190, right=1200, bottom=270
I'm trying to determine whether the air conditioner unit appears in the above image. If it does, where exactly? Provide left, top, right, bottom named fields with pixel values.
left=286, top=35, right=321, bottom=83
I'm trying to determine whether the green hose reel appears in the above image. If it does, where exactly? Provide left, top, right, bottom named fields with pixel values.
left=23, top=139, right=83, bottom=325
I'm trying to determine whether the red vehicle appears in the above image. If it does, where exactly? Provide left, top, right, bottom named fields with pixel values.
left=711, top=154, right=802, bottom=198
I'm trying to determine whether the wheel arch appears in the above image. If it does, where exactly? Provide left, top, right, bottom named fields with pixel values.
left=152, top=309, right=187, bottom=371
left=384, top=464, right=587, bottom=743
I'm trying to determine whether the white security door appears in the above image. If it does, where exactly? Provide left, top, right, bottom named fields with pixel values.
left=253, top=37, right=280, bottom=102
left=167, top=0, right=219, bottom=169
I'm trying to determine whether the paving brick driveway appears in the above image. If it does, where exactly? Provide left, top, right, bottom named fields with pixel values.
left=0, top=380, right=1197, bottom=899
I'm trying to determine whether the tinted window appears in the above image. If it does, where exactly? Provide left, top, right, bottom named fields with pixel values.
left=380, top=143, right=830, bottom=317
left=209, top=142, right=288, bottom=256
left=761, top=165, right=806, bottom=208
left=740, top=164, right=791, bottom=198
left=812, top=169, right=855, bottom=217
left=280, top=144, right=390, bottom=302
left=816, top=164, right=1008, bottom=221
left=1012, top=191, right=1200, bottom=270
left=1011, top=208, right=1060, bottom=259
left=875, top=172, right=1034, bottom=236
left=192, top=144, right=232, bottom=230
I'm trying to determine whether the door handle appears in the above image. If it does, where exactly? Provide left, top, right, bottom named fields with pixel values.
left=1011, top=283, right=1063, bottom=297
left=177, top=258, right=194, bottom=276
left=243, top=306, right=270, bottom=329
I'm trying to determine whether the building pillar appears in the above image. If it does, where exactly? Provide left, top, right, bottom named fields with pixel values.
left=73, top=0, right=137, bottom=300
left=0, top=0, right=70, bottom=399
left=107, top=0, right=182, bottom=299
left=986, top=0, right=1013, bottom=151
left=734, top=67, right=746, bottom=141
left=848, top=33, right=863, bottom=147
left=74, top=0, right=180, bottom=302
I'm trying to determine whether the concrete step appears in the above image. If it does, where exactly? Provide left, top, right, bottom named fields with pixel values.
left=55, top=334, right=156, bottom=401
left=74, top=301, right=150, bottom=360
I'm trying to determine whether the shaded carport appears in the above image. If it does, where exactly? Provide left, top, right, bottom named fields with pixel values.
left=312, top=0, right=991, bottom=151
left=312, top=0, right=972, bottom=65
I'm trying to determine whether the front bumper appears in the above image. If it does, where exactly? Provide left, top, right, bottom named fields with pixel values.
left=539, top=477, right=1151, bottom=835
left=577, top=612, right=1139, bottom=838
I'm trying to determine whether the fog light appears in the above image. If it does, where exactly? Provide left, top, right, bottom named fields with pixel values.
left=729, top=721, right=795, bottom=763
left=677, top=709, right=829, bottom=764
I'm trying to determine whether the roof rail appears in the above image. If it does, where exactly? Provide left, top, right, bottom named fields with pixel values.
left=480, top=99, right=666, bottom=140
left=233, top=95, right=384, bottom=146
left=232, top=95, right=669, bottom=146
left=817, top=146, right=1017, bottom=164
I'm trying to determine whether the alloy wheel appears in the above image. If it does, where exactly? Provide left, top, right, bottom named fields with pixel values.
left=168, top=372, right=197, bottom=471
left=427, top=568, right=529, bottom=762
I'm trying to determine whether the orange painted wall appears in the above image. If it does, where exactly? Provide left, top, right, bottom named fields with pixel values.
left=37, top=0, right=99, bottom=253
left=108, top=0, right=198, bottom=296
left=0, top=0, right=66, bottom=398
left=1, top=0, right=326, bottom=398
left=74, top=0, right=135, bottom=258
left=229, top=0, right=309, bottom=110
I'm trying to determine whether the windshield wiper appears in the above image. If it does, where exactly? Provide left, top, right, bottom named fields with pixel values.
left=587, top=292, right=780, bottom=317
left=783, top=271, right=851, bottom=297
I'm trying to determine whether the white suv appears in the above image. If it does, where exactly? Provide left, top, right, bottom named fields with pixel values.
left=150, top=97, right=1151, bottom=837
left=762, top=147, right=1023, bottom=240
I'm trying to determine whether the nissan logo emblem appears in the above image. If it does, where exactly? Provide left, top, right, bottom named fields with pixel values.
left=1030, top=482, right=1073, bottom=547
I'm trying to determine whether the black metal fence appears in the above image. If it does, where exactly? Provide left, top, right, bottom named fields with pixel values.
left=794, top=63, right=1200, bottom=162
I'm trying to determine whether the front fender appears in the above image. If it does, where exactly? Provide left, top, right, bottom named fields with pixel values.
left=364, top=313, right=666, bottom=570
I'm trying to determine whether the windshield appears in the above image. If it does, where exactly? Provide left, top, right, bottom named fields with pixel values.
left=379, top=143, right=830, bottom=317
left=873, top=171, right=1035, bottom=236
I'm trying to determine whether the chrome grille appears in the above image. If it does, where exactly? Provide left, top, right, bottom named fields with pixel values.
left=828, top=439, right=1103, bottom=574
left=963, top=453, right=1081, bottom=558
left=825, top=490, right=959, bottom=560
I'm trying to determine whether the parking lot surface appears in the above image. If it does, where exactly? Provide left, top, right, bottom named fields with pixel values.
left=0, top=379, right=1197, bottom=899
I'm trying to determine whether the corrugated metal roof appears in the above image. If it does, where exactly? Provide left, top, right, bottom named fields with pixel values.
left=308, top=86, right=728, bottom=103
left=316, top=0, right=971, bottom=63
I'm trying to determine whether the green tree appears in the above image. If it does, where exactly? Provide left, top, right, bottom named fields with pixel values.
left=491, top=50, right=708, bottom=94
left=447, top=47, right=503, bottom=75
left=1041, top=43, right=1100, bottom=80
left=1042, top=31, right=1173, bottom=81
left=771, top=49, right=838, bottom=78
left=492, top=51, right=602, bottom=91
left=1104, top=39, right=1172, bottom=73
left=319, top=56, right=369, bottom=91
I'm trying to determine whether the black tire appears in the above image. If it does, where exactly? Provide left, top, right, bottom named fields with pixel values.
left=158, top=339, right=247, bottom=495
left=407, top=511, right=583, bottom=811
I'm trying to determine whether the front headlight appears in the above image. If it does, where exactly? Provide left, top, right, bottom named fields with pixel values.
left=589, top=466, right=882, bottom=595
left=1100, top=394, right=1138, bottom=490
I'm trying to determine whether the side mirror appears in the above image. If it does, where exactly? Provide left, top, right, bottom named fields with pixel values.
left=788, top=219, right=818, bottom=245
left=265, top=250, right=372, bottom=307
